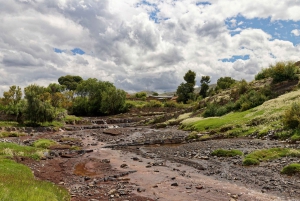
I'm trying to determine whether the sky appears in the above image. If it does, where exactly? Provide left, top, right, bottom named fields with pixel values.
left=0, top=0, right=300, bottom=95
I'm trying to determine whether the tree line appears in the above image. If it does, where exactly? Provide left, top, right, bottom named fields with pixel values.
left=0, top=75, right=127, bottom=124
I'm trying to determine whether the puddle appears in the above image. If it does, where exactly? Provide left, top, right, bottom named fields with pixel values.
left=74, top=162, right=97, bottom=177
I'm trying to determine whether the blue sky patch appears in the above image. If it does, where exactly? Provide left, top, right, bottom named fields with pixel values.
left=225, top=15, right=300, bottom=45
left=71, top=48, right=85, bottom=55
left=136, top=0, right=160, bottom=23
left=196, top=2, right=211, bottom=6
left=54, top=48, right=63, bottom=53
left=220, top=55, right=250, bottom=63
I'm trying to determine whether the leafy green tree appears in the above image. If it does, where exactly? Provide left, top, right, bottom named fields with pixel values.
left=199, top=76, right=210, bottom=98
left=135, top=92, right=147, bottom=99
left=255, top=61, right=298, bottom=83
left=58, top=75, right=83, bottom=91
left=176, top=83, right=194, bottom=104
left=24, top=84, right=56, bottom=124
left=73, top=78, right=126, bottom=116
left=184, top=70, right=196, bottom=86
left=216, top=77, right=236, bottom=90
left=1, top=85, right=22, bottom=106
left=176, top=70, right=196, bottom=103
left=101, top=88, right=127, bottom=114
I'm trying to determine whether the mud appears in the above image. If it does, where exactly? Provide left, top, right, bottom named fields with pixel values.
left=6, top=122, right=300, bottom=201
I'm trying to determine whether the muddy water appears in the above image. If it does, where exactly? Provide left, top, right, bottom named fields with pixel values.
left=80, top=134, right=282, bottom=201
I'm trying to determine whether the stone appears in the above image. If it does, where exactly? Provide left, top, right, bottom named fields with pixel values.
left=171, top=183, right=178, bottom=186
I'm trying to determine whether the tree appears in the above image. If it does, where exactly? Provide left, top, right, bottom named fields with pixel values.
left=73, top=78, right=126, bottom=116
left=199, top=76, right=210, bottom=98
left=176, top=70, right=196, bottom=103
left=101, top=87, right=127, bottom=114
left=216, top=77, right=236, bottom=90
left=176, top=83, right=194, bottom=104
left=58, top=75, right=83, bottom=91
left=184, top=70, right=196, bottom=86
left=1, top=85, right=22, bottom=106
left=24, top=84, right=56, bottom=124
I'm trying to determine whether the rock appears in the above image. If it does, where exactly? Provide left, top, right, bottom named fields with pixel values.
left=171, top=183, right=178, bottom=186
left=137, top=187, right=146, bottom=192
left=102, top=159, right=110, bottom=163
left=196, top=185, right=203, bottom=189
left=120, top=164, right=128, bottom=168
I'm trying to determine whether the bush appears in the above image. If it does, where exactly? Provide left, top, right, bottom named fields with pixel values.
left=243, top=158, right=260, bottom=166
left=211, top=149, right=243, bottom=157
left=144, top=100, right=163, bottom=108
left=255, top=61, right=298, bottom=83
left=164, top=101, right=178, bottom=108
left=283, top=102, right=300, bottom=129
left=32, top=139, right=57, bottom=149
left=281, top=163, right=300, bottom=175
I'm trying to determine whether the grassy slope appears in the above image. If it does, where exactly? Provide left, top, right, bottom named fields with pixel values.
left=181, top=89, right=300, bottom=139
left=0, top=143, right=70, bottom=201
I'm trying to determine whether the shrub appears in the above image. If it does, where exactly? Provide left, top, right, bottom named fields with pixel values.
left=255, top=61, right=298, bottom=83
left=32, top=139, right=57, bottom=149
left=144, top=100, right=163, bottom=108
left=283, top=102, right=300, bottom=129
left=243, top=158, right=260, bottom=166
left=211, top=149, right=243, bottom=157
left=281, top=163, right=300, bottom=175
left=164, top=101, right=178, bottom=108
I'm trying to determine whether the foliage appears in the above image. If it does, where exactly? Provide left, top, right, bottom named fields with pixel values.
left=199, top=76, right=210, bottom=98
left=58, top=75, right=83, bottom=91
left=243, top=148, right=300, bottom=166
left=176, top=70, right=196, bottom=104
left=281, top=163, right=300, bottom=175
left=184, top=70, right=196, bottom=86
left=135, top=92, right=147, bottom=99
left=282, top=102, right=300, bottom=129
left=176, top=83, right=194, bottom=104
left=73, top=78, right=126, bottom=116
left=211, top=149, right=243, bottom=157
left=242, top=158, right=260, bottom=166
left=24, top=84, right=56, bottom=124
left=164, top=101, right=178, bottom=108
left=235, top=88, right=271, bottom=111
left=0, top=142, right=45, bottom=160
left=32, top=139, right=57, bottom=149
left=101, top=88, right=127, bottom=114
left=144, top=100, right=163, bottom=108
left=152, top=92, right=159, bottom=96
left=255, top=61, right=299, bottom=83
left=216, top=77, right=236, bottom=90
left=0, top=131, right=25, bottom=138
left=0, top=159, right=70, bottom=201
left=203, top=102, right=236, bottom=118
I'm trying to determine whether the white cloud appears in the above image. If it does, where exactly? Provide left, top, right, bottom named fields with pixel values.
left=291, top=29, right=300, bottom=36
left=0, top=0, right=300, bottom=95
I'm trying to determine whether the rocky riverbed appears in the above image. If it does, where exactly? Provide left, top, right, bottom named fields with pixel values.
left=4, top=122, right=300, bottom=201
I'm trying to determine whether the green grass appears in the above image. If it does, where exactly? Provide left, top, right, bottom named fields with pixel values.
left=0, top=142, right=45, bottom=160
left=0, top=131, right=26, bottom=138
left=181, top=110, right=252, bottom=131
left=243, top=148, right=300, bottom=166
left=243, top=158, right=260, bottom=166
left=211, top=149, right=243, bottom=157
left=32, top=139, right=57, bottom=149
left=41, top=121, right=64, bottom=128
left=0, top=121, right=20, bottom=127
left=180, top=89, right=300, bottom=139
left=0, top=159, right=70, bottom=201
left=63, top=115, right=82, bottom=124
left=281, top=163, right=300, bottom=175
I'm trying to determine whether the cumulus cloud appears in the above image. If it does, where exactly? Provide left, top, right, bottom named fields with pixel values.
left=291, top=29, right=300, bottom=36
left=0, top=0, right=300, bottom=95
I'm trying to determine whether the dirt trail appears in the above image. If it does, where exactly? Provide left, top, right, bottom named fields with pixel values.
left=13, top=125, right=300, bottom=201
